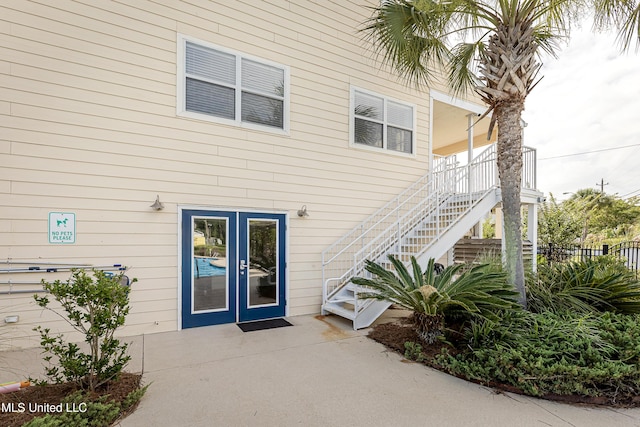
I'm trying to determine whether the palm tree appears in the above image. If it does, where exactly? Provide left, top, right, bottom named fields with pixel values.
left=352, top=256, right=519, bottom=344
left=363, top=0, right=585, bottom=306
left=593, top=0, right=640, bottom=50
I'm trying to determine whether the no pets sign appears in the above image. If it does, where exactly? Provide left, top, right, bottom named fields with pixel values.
left=48, top=212, right=76, bottom=244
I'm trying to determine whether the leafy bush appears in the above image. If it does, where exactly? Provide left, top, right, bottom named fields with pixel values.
left=526, top=257, right=640, bottom=314
left=34, top=269, right=135, bottom=391
left=437, top=310, right=640, bottom=400
left=352, top=256, right=519, bottom=343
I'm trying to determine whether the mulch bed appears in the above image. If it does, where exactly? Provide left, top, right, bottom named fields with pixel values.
left=0, top=372, right=143, bottom=426
left=368, top=317, right=640, bottom=408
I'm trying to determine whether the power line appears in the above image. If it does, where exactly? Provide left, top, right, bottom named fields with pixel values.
left=621, top=188, right=640, bottom=199
left=538, top=143, right=640, bottom=160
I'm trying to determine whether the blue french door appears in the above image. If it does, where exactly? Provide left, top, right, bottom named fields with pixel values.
left=181, top=210, right=286, bottom=328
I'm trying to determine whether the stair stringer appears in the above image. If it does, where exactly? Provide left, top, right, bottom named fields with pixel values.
left=413, top=188, right=501, bottom=267
left=324, top=188, right=501, bottom=330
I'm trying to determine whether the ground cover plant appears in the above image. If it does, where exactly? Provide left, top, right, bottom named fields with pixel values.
left=364, top=257, right=640, bottom=406
left=0, top=269, right=147, bottom=426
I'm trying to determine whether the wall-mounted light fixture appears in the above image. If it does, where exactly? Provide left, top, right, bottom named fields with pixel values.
left=297, top=205, right=309, bottom=217
left=150, top=195, right=164, bottom=211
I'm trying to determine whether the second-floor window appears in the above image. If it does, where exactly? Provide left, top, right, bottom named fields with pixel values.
left=351, top=88, right=415, bottom=155
left=179, top=36, right=289, bottom=132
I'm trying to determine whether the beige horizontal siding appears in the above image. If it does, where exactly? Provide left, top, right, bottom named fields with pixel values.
left=0, top=0, right=481, bottom=349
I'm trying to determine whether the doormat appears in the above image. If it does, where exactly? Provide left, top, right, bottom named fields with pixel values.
left=237, top=318, right=292, bottom=332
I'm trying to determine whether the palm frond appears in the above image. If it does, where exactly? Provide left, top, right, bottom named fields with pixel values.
left=527, top=258, right=640, bottom=314
left=361, top=0, right=454, bottom=88
left=352, top=256, right=518, bottom=321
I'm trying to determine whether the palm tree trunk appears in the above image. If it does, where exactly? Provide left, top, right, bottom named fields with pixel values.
left=496, top=99, right=526, bottom=307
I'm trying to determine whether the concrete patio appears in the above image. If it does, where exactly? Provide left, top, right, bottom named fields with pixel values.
left=2, top=313, right=640, bottom=426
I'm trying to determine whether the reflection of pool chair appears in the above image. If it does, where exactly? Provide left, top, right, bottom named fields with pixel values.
left=257, top=267, right=277, bottom=298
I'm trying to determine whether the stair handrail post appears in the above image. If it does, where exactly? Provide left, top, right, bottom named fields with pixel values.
left=322, top=251, right=326, bottom=304
left=397, top=199, right=402, bottom=254
left=352, top=252, right=359, bottom=314
left=436, top=187, right=440, bottom=238
left=468, top=162, right=472, bottom=205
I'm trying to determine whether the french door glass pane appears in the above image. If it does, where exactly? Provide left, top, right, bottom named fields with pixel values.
left=192, top=218, right=228, bottom=312
left=247, top=219, right=278, bottom=307
left=186, top=78, right=235, bottom=119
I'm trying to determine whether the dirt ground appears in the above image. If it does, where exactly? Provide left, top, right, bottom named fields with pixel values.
left=0, top=372, right=143, bottom=426
left=368, top=316, right=640, bottom=408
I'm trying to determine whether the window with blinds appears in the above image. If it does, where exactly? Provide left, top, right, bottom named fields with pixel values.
left=351, top=88, right=415, bottom=155
left=179, top=37, right=288, bottom=132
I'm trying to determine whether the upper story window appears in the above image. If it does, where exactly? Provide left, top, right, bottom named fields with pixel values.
left=178, top=35, right=289, bottom=133
left=351, top=87, right=415, bottom=155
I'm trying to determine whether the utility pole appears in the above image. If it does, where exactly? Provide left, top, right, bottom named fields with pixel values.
left=597, top=178, right=609, bottom=194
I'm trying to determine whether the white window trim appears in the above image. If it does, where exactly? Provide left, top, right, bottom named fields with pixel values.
left=349, top=86, right=417, bottom=157
left=177, top=34, right=290, bottom=135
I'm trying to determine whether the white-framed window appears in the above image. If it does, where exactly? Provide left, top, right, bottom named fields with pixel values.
left=350, top=87, right=416, bottom=155
left=177, top=35, right=290, bottom=133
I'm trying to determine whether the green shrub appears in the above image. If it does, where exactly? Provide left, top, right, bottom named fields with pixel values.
left=526, top=257, right=640, bottom=314
left=352, top=256, right=519, bottom=343
left=437, top=310, right=640, bottom=399
left=34, top=269, right=135, bottom=391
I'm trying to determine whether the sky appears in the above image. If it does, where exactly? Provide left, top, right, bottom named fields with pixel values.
left=522, top=23, right=640, bottom=201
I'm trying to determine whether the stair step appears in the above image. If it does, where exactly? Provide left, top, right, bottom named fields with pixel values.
left=322, top=302, right=356, bottom=320
left=405, top=235, right=436, bottom=243
left=387, top=253, right=414, bottom=262
left=327, top=297, right=354, bottom=304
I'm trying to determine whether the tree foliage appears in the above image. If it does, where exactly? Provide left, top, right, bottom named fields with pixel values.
left=541, top=189, right=640, bottom=244
left=361, top=0, right=591, bottom=306
left=538, top=193, right=583, bottom=246
left=34, top=269, right=135, bottom=392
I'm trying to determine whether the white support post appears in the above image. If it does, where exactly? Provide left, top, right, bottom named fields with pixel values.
left=494, top=206, right=503, bottom=239
left=467, top=114, right=474, bottom=204
left=467, top=113, right=474, bottom=165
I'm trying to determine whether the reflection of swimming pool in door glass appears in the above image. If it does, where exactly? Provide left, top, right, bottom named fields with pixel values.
left=193, top=258, right=226, bottom=277
left=192, top=217, right=228, bottom=312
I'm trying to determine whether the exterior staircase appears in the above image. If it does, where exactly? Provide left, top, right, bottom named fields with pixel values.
left=321, top=144, right=539, bottom=329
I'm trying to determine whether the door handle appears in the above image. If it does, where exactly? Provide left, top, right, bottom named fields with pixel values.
left=240, top=260, right=247, bottom=274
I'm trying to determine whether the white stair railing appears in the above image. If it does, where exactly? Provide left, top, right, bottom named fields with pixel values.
left=321, top=154, right=457, bottom=301
left=354, top=144, right=498, bottom=272
left=322, top=144, right=537, bottom=309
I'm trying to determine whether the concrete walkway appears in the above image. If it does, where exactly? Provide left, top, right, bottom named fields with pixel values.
left=3, top=313, right=640, bottom=426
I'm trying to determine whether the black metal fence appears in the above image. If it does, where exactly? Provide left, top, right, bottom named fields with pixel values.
left=538, top=242, right=640, bottom=276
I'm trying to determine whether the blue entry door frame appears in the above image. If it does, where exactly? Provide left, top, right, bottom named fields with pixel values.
left=181, top=209, right=286, bottom=329
left=238, top=212, right=287, bottom=322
